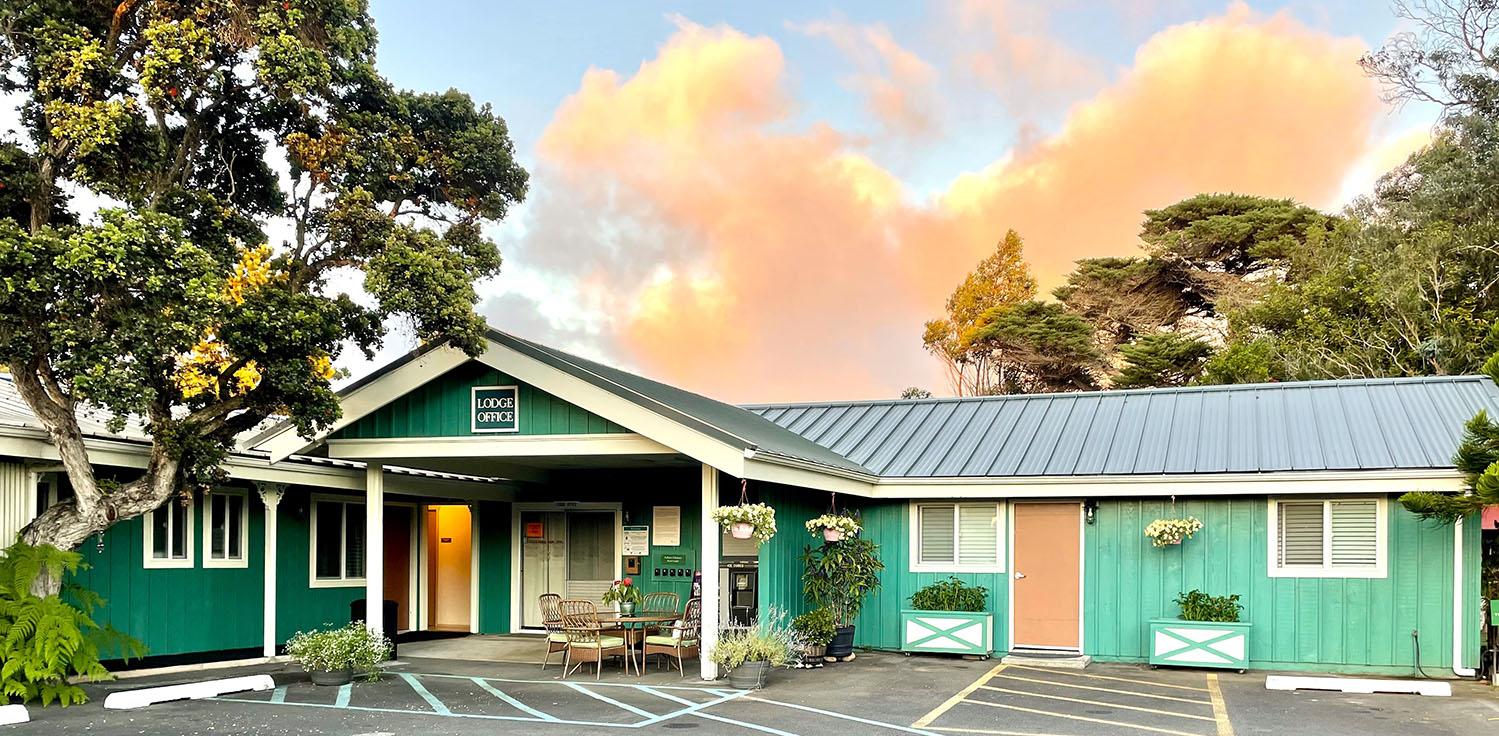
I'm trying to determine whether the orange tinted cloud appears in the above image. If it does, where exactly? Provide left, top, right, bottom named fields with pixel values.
left=954, top=0, right=1106, bottom=119
left=794, top=19, right=940, bottom=137
left=528, top=6, right=1387, bottom=402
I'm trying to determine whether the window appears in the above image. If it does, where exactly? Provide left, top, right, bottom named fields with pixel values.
left=1268, top=497, right=1386, bottom=578
left=143, top=496, right=194, bottom=569
left=35, top=473, right=73, bottom=514
left=911, top=502, right=1004, bottom=572
left=204, top=488, right=249, bottom=568
left=310, top=497, right=365, bottom=587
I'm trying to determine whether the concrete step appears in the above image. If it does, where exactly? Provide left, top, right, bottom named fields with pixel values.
left=1000, top=651, right=1091, bottom=669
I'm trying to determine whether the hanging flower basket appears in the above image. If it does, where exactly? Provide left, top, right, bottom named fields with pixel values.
left=710, top=503, right=777, bottom=545
left=1145, top=517, right=1203, bottom=547
left=805, top=514, right=860, bottom=542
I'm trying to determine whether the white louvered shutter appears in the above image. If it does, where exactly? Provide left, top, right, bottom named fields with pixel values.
left=957, top=504, right=998, bottom=565
left=1329, top=500, right=1378, bottom=567
left=1278, top=501, right=1325, bottom=567
left=919, top=505, right=955, bottom=564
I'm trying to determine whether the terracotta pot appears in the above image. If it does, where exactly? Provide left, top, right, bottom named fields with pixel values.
left=1167, top=537, right=1182, bottom=545
left=731, top=522, right=754, bottom=540
left=822, top=528, right=843, bottom=542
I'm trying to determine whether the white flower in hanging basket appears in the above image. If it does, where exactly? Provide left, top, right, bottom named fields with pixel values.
left=805, top=514, right=860, bottom=542
left=1145, top=517, right=1203, bottom=547
left=709, top=503, right=777, bottom=545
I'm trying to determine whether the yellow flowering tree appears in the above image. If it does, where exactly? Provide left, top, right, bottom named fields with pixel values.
left=0, top=1, right=528, bottom=584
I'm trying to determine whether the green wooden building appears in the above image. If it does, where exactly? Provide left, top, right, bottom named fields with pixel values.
left=0, top=329, right=1491, bottom=678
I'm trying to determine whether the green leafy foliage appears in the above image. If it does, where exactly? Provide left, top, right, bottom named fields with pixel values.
left=1114, top=333, right=1213, bottom=389
left=285, top=623, right=391, bottom=682
left=1399, top=398, right=1499, bottom=522
left=709, top=607, right=798, bottom=669
left=908, top=577, right=988, bottom=613
left=791, top=607, right=836, bottom=646
left=922, top=230, right=1037, bottom=395
left=0, top=539, right=144, bottom=706
left=1174, top=590, right=1242, bottom=623
left=963, top=301, right=1102, bottom=393
left=801, top=537, right=884, bottom=628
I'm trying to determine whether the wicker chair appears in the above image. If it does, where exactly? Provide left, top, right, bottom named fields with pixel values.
left=538, top=593, right=567, bottom=671
left=640, top=591, right=680, bottom=636
left=642, top=597, right=701, bottom=677
left=561, top=599, right=634, bottom=679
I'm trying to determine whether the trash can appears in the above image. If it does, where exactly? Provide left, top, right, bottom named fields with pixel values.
left=350, top=598, right=399, bottom=659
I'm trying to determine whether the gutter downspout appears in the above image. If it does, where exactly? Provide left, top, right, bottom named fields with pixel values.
left=1454, top=516, right=1476, bottom=678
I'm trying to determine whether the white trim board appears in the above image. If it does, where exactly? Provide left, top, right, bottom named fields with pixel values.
left=328, top=433, right=675, bottom=459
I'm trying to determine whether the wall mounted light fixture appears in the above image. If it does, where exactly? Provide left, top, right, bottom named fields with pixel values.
left=1083, top=500, right=1098, bottom=525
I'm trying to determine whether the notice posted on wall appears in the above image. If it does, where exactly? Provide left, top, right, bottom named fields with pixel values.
left=622, top=525, right=650, bottom=556
left=652, top=506, right=681, bottom=547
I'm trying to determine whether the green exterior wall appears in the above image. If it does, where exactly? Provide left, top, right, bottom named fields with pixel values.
left=274, top=488, right=366, bottom=640
left=1085, top=497, right=1476, bottom=675
left=334, top=360, right=630, bottom=439
left=71, top=489, right=265, bottom=658
left=477, top=500, right=512, bottom=634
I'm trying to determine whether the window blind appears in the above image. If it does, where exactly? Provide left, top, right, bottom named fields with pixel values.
left=1329, top=500, right=1378, bottom=567
left=1278, top=501, right=1324, bottom=566
left=957, top=504, right=998, bottom=565
left=919, top=505, right=955, bottom=564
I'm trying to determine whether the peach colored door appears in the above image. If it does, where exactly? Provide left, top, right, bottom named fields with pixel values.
left=1012, top=502, right=1081, bottom=649
left=429, top=505, right=473, bottom=631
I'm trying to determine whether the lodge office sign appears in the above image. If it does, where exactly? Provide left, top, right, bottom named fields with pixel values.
left=471, top=385, right=519, bottom=433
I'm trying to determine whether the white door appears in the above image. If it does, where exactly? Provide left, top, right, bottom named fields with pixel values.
left=520, top=511, right=565, bottom=628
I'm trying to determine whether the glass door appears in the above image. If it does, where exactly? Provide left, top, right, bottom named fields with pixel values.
left=519, top=509, right=618, bottom=628
left=563, top=511, right=616, bottom=605
left=520, top=511, right=565, bottom=628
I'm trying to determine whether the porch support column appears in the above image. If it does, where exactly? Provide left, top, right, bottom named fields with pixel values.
left=255, top=482, right=287, bottom=658
left=365, top=463, right=384, bottom=637
left=699, top=464, right=720, bottom=681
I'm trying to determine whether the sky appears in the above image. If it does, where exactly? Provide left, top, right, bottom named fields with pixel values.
left=361, top=1, right=1437, bottom=402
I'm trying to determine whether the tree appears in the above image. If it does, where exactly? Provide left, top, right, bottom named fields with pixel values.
left=1052, top=257, right=1190, bottom=349
left=1360, top=0, right=1499, bottom=119
left=1114, top=333, right=1213, bottom=389
left=899, top=387, right=932, bottom=399
left=0, top=1, right=527, bottom=585
left=962, top=302, right=1102, bottom=393
left=922, top=229, right=1036, bottom=395
left=1399, top=353, right=1499, bottom=521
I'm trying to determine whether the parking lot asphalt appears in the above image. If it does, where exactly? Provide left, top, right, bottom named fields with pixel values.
left=16, top=652, right=1499, bottom=735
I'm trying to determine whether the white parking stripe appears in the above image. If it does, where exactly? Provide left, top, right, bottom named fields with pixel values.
left=471, top=678, right=558, bottom=721
left=562, top=681, right=656, bottom=718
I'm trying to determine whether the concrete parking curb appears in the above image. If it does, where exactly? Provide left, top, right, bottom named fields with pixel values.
left=0, top=704, right=27, bottom=726
left=103, top=674, right=277, bottom=710
left=1265, top=675, right=1452, bottom=697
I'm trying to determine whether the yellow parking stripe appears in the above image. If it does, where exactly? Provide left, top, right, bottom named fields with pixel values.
left=912, top=664, right=1007, bottom=728
left=993, top=674, right=1213, bottom=705
left=978, top=686, right=1216, bottom=722
left=928, top=727, right=1089, bottom=736
left=1006, top=665, right=1210, bottom=692
left=1205, top=674, right=1234, bottom=736
left=962, top=699, right=1208, bottom=736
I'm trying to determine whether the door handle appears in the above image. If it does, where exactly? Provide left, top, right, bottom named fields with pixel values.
left=1014, top=571, right=1026, bottom=580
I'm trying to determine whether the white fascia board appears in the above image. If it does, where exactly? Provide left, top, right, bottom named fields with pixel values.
left=474, top=342, right=748, bottom=477
left=256, top=346, right=471, bottom=461
left=326, top=433, right=675, bottom=459
left=867, top=469, right=1465, bottom=499
left=742, top=453, right=879, bottom=496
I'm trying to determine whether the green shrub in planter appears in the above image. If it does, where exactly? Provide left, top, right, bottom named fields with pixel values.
left=792, top=607, right=836, bottom=647
left=909, top=577, right=987, bottom=612
left=287, top=622, right=393, bottom=682
left=1175, top=590, right=1242, bottom=622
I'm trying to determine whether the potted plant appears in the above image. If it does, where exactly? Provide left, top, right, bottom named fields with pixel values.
left=792, top=607, right=836, bottom=660
left=1144, top=517, right=1203, bottom=547
left=804, top=513, right=860, bottom=543
left=286, top=622, right=392, bottom=686
left=900, top=577, right=992, bottom=656
left=801, top=536, right=883, bottom=660
left=602, top=577, right=644, bottom=616
left=709, top=607, right=797, bottom=689
left=710, top=503, right=777, bottom=543
left=1149, top=589, right=1250, bottom=672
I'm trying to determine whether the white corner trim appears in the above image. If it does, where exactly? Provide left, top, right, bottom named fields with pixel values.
left=202, top=488, right=250, bottom=569
left=1453, top=517, right=1476, bottom=677
left=142, top=498, right=195, bottom=570
left=1265, top=496, right=1388, bottom=579
left=103, top=674, right=276, bottom=709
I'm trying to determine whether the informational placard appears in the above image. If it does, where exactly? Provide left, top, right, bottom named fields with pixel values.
left=652, top=505, right=681, bottom=547
left=471, top=385, right=519, bottom=433
left=524, top=522, right=544, bottom=539
left=622, top=525, right=650, bottom=556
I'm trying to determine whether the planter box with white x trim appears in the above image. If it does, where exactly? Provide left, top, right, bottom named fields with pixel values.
left=1148, top=618, right=1251, bottom=671
left=899, top=610, right=993, bottom=656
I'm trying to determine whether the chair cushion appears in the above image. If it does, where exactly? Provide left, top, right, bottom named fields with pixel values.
left=644, top=635, right=697, bottom=647
left=548, top=632, right=569, bottom=643
left=570, top=635, right=626, bottom=648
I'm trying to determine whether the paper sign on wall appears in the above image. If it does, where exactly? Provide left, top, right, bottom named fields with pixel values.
left=524, top=522, right=544, bottom=539
left=652, top=506, right=681, bottom=547
left=622, top=525, right=650, bottom=556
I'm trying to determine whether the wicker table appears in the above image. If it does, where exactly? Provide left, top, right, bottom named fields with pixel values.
left=597, top=614, right=676, bottom=675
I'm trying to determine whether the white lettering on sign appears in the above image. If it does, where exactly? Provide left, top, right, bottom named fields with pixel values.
left=471, top=385, right=520, bottom=433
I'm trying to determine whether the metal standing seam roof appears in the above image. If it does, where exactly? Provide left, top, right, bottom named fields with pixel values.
left=742, top=375, right=1499, bottom=478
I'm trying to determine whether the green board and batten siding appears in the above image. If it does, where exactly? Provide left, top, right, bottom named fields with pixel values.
left=334, top=361, right=630, bottom=439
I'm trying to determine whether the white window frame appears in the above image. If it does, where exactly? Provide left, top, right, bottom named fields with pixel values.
left=1267, top=496, right=1388, bottom=579
left=309, top=494, right=367, bottom=588
left=142, top=495, right=195, bottom=570
left=203, top=487, right=250, bottom=569
left=909, top=501, right=1007, bottom=573
left=36, top=472, right=63, bottom=513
